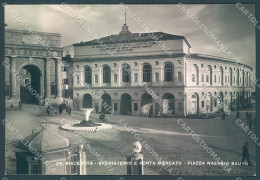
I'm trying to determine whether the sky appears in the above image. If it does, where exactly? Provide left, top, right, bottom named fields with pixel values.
left=5, top=4, right=256, bottom=72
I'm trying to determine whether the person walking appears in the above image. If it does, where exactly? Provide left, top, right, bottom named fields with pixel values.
left=149, top=106, right=152, bottom=118
left=62, top=102, right=67, bottom=111
left=67, top=106, right=72, bottom=116
left=59, top=104, right=63, bottom=115
left=47, top=105, right=51, bottom=116
left=246, top=111, right=249, bottom=120
left=222, top=111, right=226, bottom=120
left=241, top=142, right=252, bottom=165
left=95, top=104, right=99, bottom=113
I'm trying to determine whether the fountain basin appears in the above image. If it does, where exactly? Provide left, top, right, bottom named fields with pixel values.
left=61, top=123, right=112, bottom=132
left=60, top=107, right=112, bottom=132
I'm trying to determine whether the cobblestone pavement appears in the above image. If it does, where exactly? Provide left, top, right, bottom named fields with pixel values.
left=5, top=103, right=256, bottom=176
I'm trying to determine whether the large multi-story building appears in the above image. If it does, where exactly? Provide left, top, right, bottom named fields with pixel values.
left=71, top=23, right=253, bottom=116
left=4, top=25, right=253, bottom=116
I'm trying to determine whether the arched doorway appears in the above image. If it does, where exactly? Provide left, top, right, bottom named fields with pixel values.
left=236, top=92, right=240, bottom=109
left=219, top=92, right=224, bottom=109
left=141, top=93, right=153, bottom=115
left=20, top=65, right=42, bottom=104
left=240, top=92, right=243, bottom=108
left=229, top=92, right=233, bottom=110
left=207, top=92, right=213, bottom=113
left=82, top=94, right=92, bottom=108
left=120, top=93, right=132, bottom=115
left=191, top=93, right=199, bottom=114
left=101, top=94, right=111, bottom=114
left=242, top=91, right=245, bottom=108
left=162, top=93, right=175, bottom=115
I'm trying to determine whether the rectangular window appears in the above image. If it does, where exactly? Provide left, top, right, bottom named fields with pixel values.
left=206, top=75, right=209, bottom=82
left=225, top=76, right=227, bottom=83
left=143, top=65, right=151, bottom=82
left=164, top=64, right=173, bottom=82
left=178, top=103, right=182, bottom=112
left=225, top=99, right=227, bottom=106
left=103, top=67, right=111, bottom=83
left=63, top=78, right=69, bottom=85
left=5, top=85, right=9, bottom=95
left=201, top=101, right=204, bottom=108
left=114, top=103, right=118, bottom=111
left=85, top=68, right=92, bottom=84
left=122, top=71, right=130, bottom=82
left=76, top=76, right=80, bottom=84
left=134, top=103, right=138, bottom=111
left=192, top=74, right=195, bottom=82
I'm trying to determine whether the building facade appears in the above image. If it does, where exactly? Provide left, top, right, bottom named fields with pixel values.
left=72, top=24, right=253, bottom=116
left=4, top=26, right=253, bottom=116
left=4, top=29, right=65, bottom=107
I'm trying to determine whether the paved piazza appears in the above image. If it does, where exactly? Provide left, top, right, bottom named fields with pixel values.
left=5, top=103, right=256, bottom=175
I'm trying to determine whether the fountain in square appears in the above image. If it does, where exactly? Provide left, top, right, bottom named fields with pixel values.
left=61, top=108, right=112, bottom=132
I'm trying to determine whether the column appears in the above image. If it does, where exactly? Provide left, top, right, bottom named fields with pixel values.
left=10, top=57, right=17, bottom=98
left=45, top=58, right=51, bottom=98
left=184, top=96, right=186, bottom=116
left=56, top=58, right=62, bottom=98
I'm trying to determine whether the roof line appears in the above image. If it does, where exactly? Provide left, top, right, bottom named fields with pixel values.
left=73, top=31, right=191, bottom=47
left=5, top=28, right=61, bottom=36
left=186, top=53, right=253, bottom=70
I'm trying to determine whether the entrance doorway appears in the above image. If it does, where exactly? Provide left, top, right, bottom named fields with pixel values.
left=191, top=93, right=199, bottom=114
left=20, top=65, right=42, bottom=104
left=141, top=93, right=153, bottom=115
left=101, top=94, right=112, bottom=114
left=120, top=93, right=132, bottom=115
left=162, top=93, right=175, bottom=115
left=82, top=94, right=92, bottom=108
